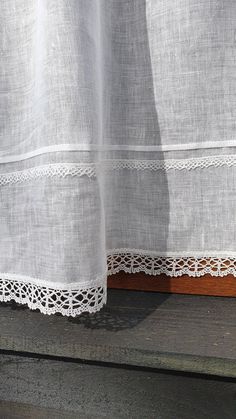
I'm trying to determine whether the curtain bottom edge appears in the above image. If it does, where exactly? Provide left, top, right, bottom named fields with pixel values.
left=1, top=253, right=236, bottom=317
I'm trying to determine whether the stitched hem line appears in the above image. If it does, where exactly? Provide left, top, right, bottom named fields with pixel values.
left=1, top=140, right=236, bottom=163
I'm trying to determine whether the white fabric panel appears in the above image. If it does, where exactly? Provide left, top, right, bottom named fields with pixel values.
left=0, top=1, right=235, bottom=316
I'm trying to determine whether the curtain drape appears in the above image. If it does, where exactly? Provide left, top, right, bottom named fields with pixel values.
left=0, top=0, right=235, bottom=316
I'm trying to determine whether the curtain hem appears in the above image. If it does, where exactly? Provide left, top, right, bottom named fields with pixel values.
left=1, top=251, right=236, bottom=317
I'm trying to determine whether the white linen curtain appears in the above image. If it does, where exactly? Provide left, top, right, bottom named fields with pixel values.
left=0, top=0, right=235, bottom=316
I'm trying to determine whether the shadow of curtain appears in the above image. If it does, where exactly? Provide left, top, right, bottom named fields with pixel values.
left=70, top=0, right=172, bottom=330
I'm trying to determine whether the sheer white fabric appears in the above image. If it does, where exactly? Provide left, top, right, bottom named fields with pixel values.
left=0, top=0, right=236, bottom=316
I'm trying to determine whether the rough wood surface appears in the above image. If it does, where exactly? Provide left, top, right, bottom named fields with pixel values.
left=0, top=401, right=81, bottom=419
left=0, top=354, right=236, bottom=419
left=0, top=290, right=236, bottom=377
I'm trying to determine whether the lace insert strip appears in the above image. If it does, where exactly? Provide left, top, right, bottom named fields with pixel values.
left=0, top=155, right=236, bottom=186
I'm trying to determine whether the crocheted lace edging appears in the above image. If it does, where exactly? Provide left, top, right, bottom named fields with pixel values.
left=0, top=163, right=97, bottom=186
left=0, top=274, right=107, bottom=317
left=1, top=251, right=236, bottom=317
left=107, top=155, right=236, bottom=171
left=0, top=155, right=236, bottom=186
left=107, top=251, right=236, bottom=277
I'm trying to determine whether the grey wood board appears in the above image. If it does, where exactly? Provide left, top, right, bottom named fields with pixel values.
left=0, top=401, right=83, bottom=419
left=0, top=354, right=236, bottom=419
left=0, top=291, right=236, bottom=377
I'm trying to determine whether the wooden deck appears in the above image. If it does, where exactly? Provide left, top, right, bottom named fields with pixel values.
left=0, top=290, right=236, bottom=418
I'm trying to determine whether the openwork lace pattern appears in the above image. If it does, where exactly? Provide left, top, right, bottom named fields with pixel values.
left=108, top=155, right=236, bottom=171
left=1, top=155, right=236, bottom=186
left=107, top=251, right=236, bottom=277
left=0, top=275, right=107, bottom=317
left=0, top=163, right=96, bottom=186
left=0, top=251, right=236, bottom=316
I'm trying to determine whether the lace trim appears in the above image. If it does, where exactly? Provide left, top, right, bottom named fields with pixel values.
left=0, top=274, right=107, bottom=317
left=107, top=251, right=236, bottom=277
left=0, top=251, right=236, bottom=317
left=108, top=155, right=236, bottom=171
left=0, top=163, right=97, bottom=186
left=0, top=155, right=236, bottom=186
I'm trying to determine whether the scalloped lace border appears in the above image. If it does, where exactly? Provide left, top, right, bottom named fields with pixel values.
left=1, top=155, right=236, bottom=185
left=0, top=163, right=97, bottom=186
left=0, top=274, right=107, bottom=317
left=0, top=252, right=236, bottom=317
left=107, top=251, right=236, bottom=277
left=108, top=155, right=236, bottom=171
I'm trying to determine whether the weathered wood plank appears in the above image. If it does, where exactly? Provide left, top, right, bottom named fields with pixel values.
left=0, top=401, right=81, bottom=419
left=0, top=354, right=236, bottom=419
left=0, top=291, right=236, bottom=377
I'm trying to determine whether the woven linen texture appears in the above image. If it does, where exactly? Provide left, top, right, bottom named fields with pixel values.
left=0, top=0, right=236, bottom=316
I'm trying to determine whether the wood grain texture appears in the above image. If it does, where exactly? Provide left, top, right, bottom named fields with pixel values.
left=0, top=354, right=236, bottom=419
left=0, top=401, right=81, bottom=419
left=0, top=291, right=236, bottom=377
left=108, top=272, right=236, bottom=297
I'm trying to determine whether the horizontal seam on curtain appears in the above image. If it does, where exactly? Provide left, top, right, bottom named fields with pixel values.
left=0, top=272, right=106, bottom=289
left=1, top=141, right=236, bottom=163
left=0, top=156, right=236, bottom=185
left=107, top=249, right=236, bottom=258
